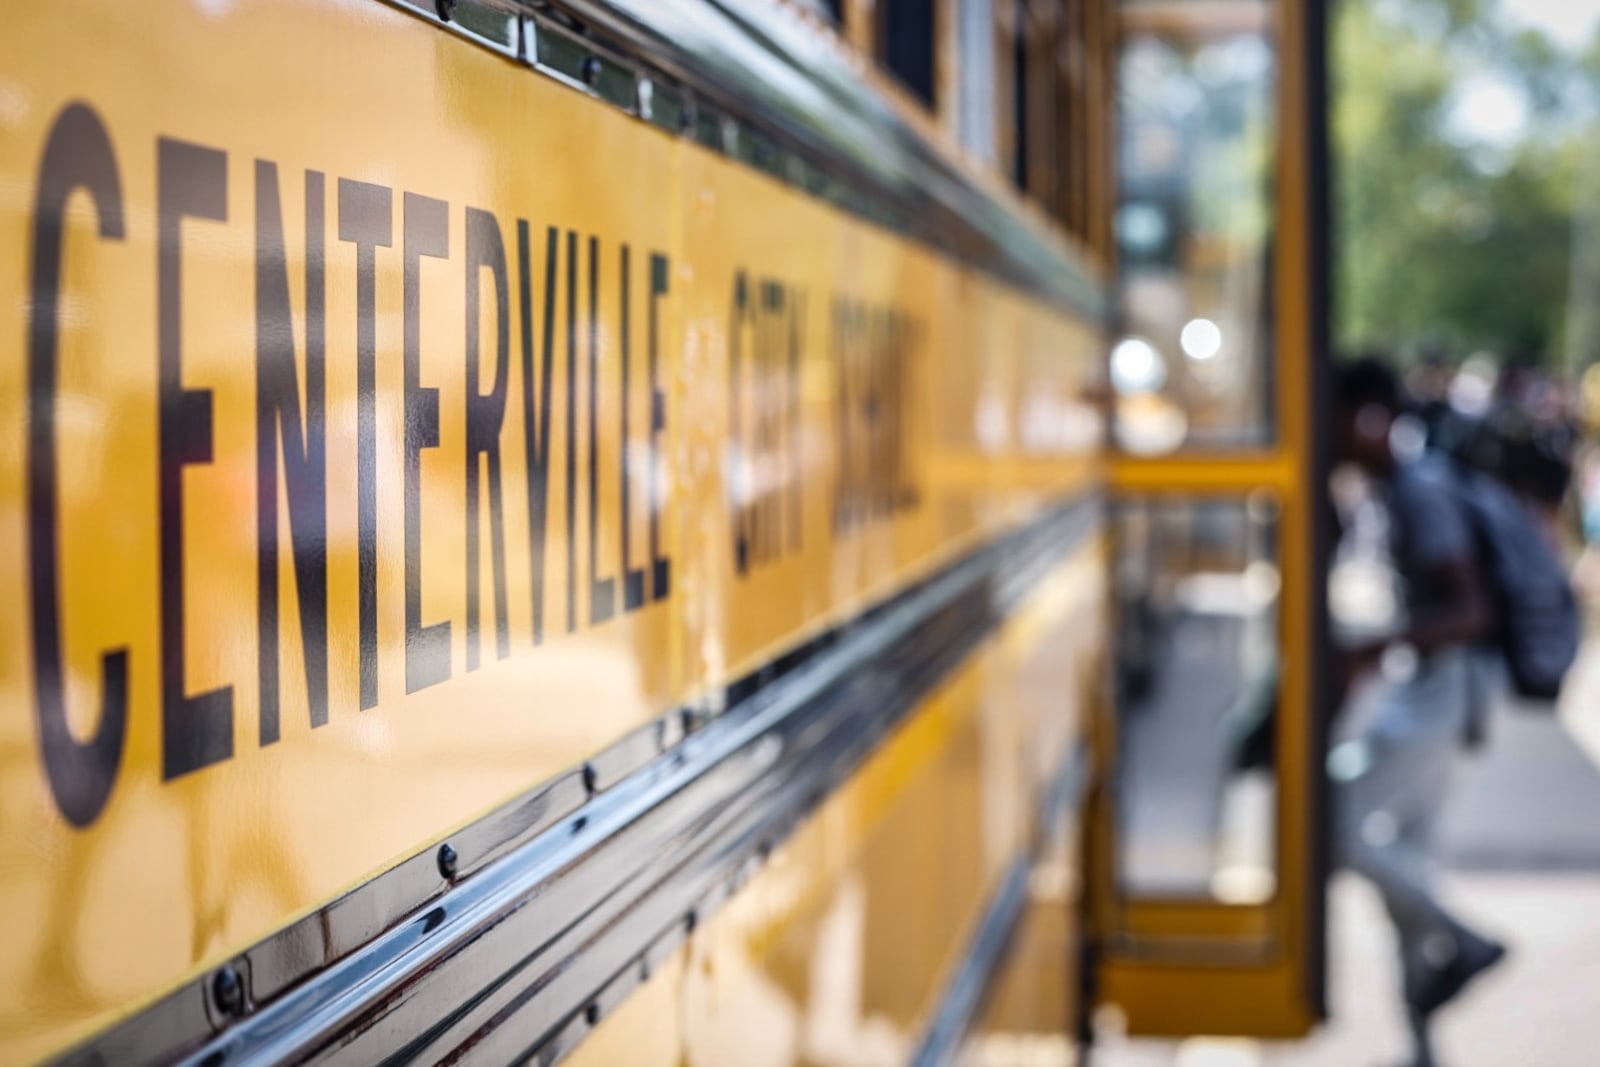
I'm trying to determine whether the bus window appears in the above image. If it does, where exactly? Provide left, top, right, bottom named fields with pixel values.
left=1115, top=495, right=1281, bottom=905
left=955, top=0, right=999, bottom=163
left=1114, top=2, right=1278, bottom=453
left=881, top=0, right=938, bottom=106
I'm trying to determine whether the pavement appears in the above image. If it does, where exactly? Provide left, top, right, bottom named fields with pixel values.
left=1095, top=635, right=1600, bottom=1067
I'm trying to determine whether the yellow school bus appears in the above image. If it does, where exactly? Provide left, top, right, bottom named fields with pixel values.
left=0, top=0, right=1328, bottom=1063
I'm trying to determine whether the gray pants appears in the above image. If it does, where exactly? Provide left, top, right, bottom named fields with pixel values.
left=1331, top=647, right=1488, bottom=987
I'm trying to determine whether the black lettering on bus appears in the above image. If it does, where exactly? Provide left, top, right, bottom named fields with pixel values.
left=255, top=162, right=329, bottom=745
left=519, top=222, right=557, bottom=644
left=836, top=300, right=862, bottom=532
left=830, top=300, right=921, bottom=534
left=883, top=312, right=900, bottom=513
left=729, top=272, right=803, bottom=572
left=760, top=281, right=783, bottom=562
left=878, top=310, right=895, bottom=517
left=787, top=289, right=805, bottom=552
left=158, top=137, right=232, bottom=780
left=648, top=253, right=671, bottom=601
left=464, top=206, right=510, bottom=669
left=894, top=315, right=920, bottom=509
left=728, top=269, right=752, bottom=575
left=619, top=244, right=646, bottom=611
left=870, top=309, right=889, bottom=518
left=838, top=295, right=851, bottom=534
left=859, top=308, right=876, bottom=519
left=402, top=192, right=451, bottom=693
left=27, top=102, right=129, bottom=825
left=587, top=235, right=616, bottom=626
left=336, top=178, right=392, bottom=710
left=564, top=230, right=578, bottom=634
left=753, top=281, right=774, bottom=563
left=831, top=297, right=853, bottom=534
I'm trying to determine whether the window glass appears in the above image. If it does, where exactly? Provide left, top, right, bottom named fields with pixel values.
left=1115, top=495, right=1280, bottom=903
left=882, top=0, right=938, bottom=106
left=1114, top=3, right=1277, bottom=453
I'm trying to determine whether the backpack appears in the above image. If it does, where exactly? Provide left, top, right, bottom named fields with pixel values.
left=1452, top=466, right=1579, bottom=701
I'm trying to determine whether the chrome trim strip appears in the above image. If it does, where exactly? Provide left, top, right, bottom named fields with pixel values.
left=386, top=0, right=1105, bottom=316
left=909, top=742, right=1091, bottom=1067
left=913, top=860, right=1033, bottom=1067
left=56, top=494, right=1101, bottom=1067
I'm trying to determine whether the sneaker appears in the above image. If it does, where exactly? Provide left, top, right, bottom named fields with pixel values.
left=1406, top=936, right=1508, bottom=1018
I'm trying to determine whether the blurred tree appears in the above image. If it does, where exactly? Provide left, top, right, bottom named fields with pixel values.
left=1334, top=0, right=1597, bottom=367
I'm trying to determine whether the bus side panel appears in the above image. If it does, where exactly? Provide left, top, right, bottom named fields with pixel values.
left=0, top=0, right=1102, bottom=1059
left=562, top=541, right=1105, bottom=1067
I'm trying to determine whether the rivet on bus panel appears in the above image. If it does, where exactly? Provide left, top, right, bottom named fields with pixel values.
left=211, top=966, right=246, bottom=1019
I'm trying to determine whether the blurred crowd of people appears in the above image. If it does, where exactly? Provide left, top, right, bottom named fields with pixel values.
left=1401, top=350, right=1592, bottom=561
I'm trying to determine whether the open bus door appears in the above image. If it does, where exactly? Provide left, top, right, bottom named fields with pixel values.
left=1093, top=0, right=1331, bottom=1037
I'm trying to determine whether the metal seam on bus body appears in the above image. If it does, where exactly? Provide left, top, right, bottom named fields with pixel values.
left=236, top=500, right=1099, bottom=1066
left=908, top=743, right=1090, bottom=1067
left=52, top=492, right=1102, bottom=1067
left=912, top=863, right=1031, bottom=1067
left=380, top=0, right=1107, bottom=319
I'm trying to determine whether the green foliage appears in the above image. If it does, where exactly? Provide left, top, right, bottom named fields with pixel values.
left=1334, top=0, right=1597, bottom=366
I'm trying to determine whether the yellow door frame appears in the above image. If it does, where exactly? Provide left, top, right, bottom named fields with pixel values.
left=1094, top=0, right=1328, bottom=1038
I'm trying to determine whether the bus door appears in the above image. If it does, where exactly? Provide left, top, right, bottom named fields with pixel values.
left=1094, top=0, right=1330, bottom=1037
